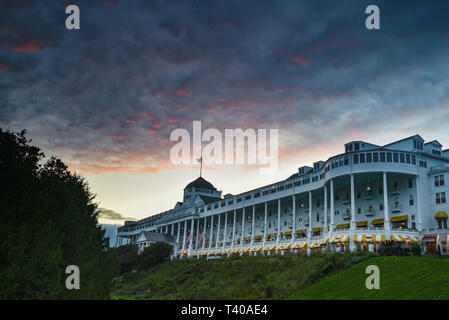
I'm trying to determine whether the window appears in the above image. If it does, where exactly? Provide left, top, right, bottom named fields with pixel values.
left=400, top=153, right=405, bottom=163
left=373, top=153, right=379, bottom=162
left=357, top=192, right=361, bottom=199
left=316, top=213, right=319, bottom=222
left=379, top=203, right=384, bottom=211
left=358, top=208, right=361, bottom=214
left=387, top=152, right=392, bottom=162
left=380, top=152, right=386, bottom=162
left=355, top=143, right=360, bottom=151
left=406, top=154, right=411, bottom=164
left=394, top=181, right=399, bottom=191
left=366, top=153, right=372, bottom=163
left=354, top=154, right=359, bottom=164
left=436, top=192, right=447, bottom=204
left=408, top=177, right=413, bottom=188
left=393, top=153, right=399, bottom=163
left=419, top=160, right=427, bottom=168
left=435, top=175, right=445, bottom=187
left=360, top=154, right=365, bottom=163
left=409, top=194, right=414, bottom=206
left=411, top=155, right=416, bottom=165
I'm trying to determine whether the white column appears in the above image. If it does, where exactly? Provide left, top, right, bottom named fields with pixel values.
left=188, top=218, right=195, bottom=255
left=307, top=191, right=312, bottom=255
left=291, top=195, right=296, bottom=244
left=324, top=185, right=328, bottom=235
left=350, top=174, right=356, bottom=251
left=216, top=213, right=221, bottom=248
left=209, top=215, right=214, bottom=249
left=330, top=179, right=335, bottom=231
left=251, top=205, right=256, bottom=245
left=383, top=172, right=390, bottom=235
left=171, top=224, right=174, bottom=236
left=277, top=199, right=281, bottom=246
left=176, top=222, right=181, bottom=243
left=241, top=207, right=246, bottom=247
left=182, top=220, right=187, bottom=251
left=415, top=175, right=423, bottom=231
left=263, top=202, right=268, bottom=246
left=195, top=218, right=200, bottom=249
left=223, top=212, right=228, bottom=249
left=202, top=217, right=207, bottom=250
left=232, top=210, right=237, bottom=248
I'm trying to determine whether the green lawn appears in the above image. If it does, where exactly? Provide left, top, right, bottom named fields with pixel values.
left=291, top=256, right=449, bottom=300
left=112, top=253, right=372, bottom=299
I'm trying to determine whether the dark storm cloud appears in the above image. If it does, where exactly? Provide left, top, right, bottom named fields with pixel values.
left=1, top=0, right=449, bottom=172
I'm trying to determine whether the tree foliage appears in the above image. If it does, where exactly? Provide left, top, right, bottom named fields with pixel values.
left=0, top=129, right=115, bottom=299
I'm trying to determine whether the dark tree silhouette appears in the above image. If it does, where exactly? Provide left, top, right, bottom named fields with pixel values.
left=0, top=129, right=115, bottom=299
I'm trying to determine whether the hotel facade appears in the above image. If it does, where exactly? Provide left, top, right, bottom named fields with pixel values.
left=117, top=135, right=449, bottom=257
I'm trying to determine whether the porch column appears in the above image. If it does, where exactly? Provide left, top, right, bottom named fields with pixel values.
left=330, top=179, right=335, bottom=231
left=263, top=202, right=268, bottom=246
left=188, top=218, right=195, bottom=255
left=202, top=217, right=207, bottom=250
left=307, top=191, right=312, bottom=255
left=251, top=205, right=256, bottom=245
left=241, top=207, right=246, bottom=247
left=171, top=224, right=174, bottom=236
left=291, top=194, right=296, bottom=244
left=232, top=210, right=237, bottom=248
left=324, top=185, right=328, bottom=235
left=195, top=218, right=200, bottom=250
left=209, top=215, right=214, bottom=249
left=415, top=175, right=423, bottom=231
left=223, top=212, right=229, bottom=249
left=277, top=198, right=281, bottom=245
left=216, top=213, right=221, bottom=248
left=383, top=172, right=391, bottom=236
left=182, top=220, right=187, bottom=251
left=350, top=174, right=356, bottom=252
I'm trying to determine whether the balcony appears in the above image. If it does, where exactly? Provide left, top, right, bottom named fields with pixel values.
left=364, top=208, right=376, bottom=217
left=390, top=190, right=401, bottom=196
left=342, top=213, right=351, bottom=220
left=390, top=206, right=402, bottom=213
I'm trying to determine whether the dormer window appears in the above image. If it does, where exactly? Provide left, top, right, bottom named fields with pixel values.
left=354, top=143, right=360, bottom=151
left=413, top=139, right=423, bottom=150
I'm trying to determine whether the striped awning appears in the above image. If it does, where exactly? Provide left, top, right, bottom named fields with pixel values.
left=390, top=235, right=398, bottom=241
left=341, top=234, right=349, bottom=243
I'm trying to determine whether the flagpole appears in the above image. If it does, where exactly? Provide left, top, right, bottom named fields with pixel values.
left=200, top=158, right=202, bottom=177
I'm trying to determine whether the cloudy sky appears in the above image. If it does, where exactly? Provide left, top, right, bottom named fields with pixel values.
left=1, top=0, right=449, bottom=224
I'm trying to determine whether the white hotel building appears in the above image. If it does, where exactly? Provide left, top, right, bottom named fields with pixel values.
left=117, top=135, right=449, bottom=257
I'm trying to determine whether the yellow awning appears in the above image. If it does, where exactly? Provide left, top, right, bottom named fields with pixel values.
left=312, top=227, right=323, bottom=232
left=390, top=215, right=408, bottom=222
left=356, top=221, right=368, bottom=227
left=341, top=234, right=350, bottom=242
left=362, top=234, right=367, bottom=242
left=323, top=237, right=329, bottom=244
left=335, top=223, right=350, bottom=229
left=381, top=234, right=386, bottom=242
left=353, top=234, right=358, bottom=242
left=296, top=229, right=306, bottom=234
left=435, top=211, right=448, bottom=219
left=284, top=231, right=292, bottom=235
left=371, top=218, right=384, bottom=225
left=397, top=235, right=406, bottom=242
left=372, top=234, right=376, bottom=243
left=390, top=235, right=398, bottom=241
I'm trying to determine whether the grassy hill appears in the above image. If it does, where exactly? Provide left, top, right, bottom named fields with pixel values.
left=111, top=253, right=372, bottom=299
left=112, top=253, right=449, bottom=300
left=291, top=256, right=449, bottom=300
